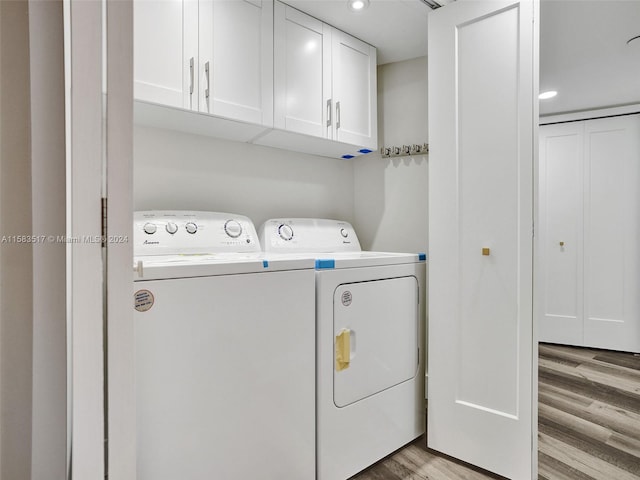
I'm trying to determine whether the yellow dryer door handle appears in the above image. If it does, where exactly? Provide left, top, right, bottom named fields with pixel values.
left=335, top=329, right=351, bottom=371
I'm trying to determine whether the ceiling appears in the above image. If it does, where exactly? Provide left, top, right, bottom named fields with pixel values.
left=283, top=0, right=430, bottom=64
left=284, top=0, right=640, bottom=116
left=539, top=0, right=640, bottom=115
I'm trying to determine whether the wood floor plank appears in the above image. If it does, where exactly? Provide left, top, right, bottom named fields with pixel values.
left=538, top=402, right=612, bottom=445
left=539, top=432, right=640, bottom=480
left=539, top=364, right=640, bottom=415
left=538, top=451, right=599, bottom=480
left=607, top=433, right=640, bottom=459
left=575, top=362, right=640, bottom=394
left=593, top=351, right=640, bottom=371
left=586, top=401, right=640, bottom=442
left=540, top=416, right=640, bottom=476
left=539, top=356, right=640, bottom=397
left=539, top=387, right=640, bottom=443
left=539, top=343, right=598, bottom=362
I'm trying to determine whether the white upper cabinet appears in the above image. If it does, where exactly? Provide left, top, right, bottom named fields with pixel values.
left=273, top=1, right=377, bottom=151
left=134, top=0, right=378, bottom=157
left=331, top=30, right=377, bottom=148
left=134, top=0, right=199, bottom=110
left=199, top=0, right=273, bottom=125
left=273, top=2, right=330, bottom=137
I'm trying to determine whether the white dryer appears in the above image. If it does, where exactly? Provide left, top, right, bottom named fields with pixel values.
left=260, top=218, right=426, bottom=480
left=133, top=211, right=315, bottom=480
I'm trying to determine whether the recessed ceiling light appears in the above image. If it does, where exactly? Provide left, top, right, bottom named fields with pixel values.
left=539, top=90, right=558, bottom=100
left=348, top=0, right=370, bottom=11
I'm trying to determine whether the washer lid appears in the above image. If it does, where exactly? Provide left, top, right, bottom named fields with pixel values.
left=133, top=253, right=315, bottom=281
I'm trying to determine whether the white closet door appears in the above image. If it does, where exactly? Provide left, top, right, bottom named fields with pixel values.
left=273, top=2, right=330, bottom=137
left=331, top=29, right=377, bottom=148
left=427, top=1, right=537, bottom=478
left=539, top=122, right=584, bottom=345
left=583, top=114, right=640, bottom=352
left=199, top=0, right=273, bottom=125
left=134, top=0, right=198, bottom=109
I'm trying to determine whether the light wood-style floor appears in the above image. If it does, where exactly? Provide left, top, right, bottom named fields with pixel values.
left=352, top=343, right=640, bottom=480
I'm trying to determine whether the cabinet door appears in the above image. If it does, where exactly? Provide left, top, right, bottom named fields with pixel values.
left=273, top=2, right=331, bottom=138
left=199, top=0, right=273, bottom=125
left=538, top=122, right=584, bottom=345
left=331, top=30, right=377, bottom=149
left=134, top=0, right=198, bottom=110
left=583, top=115, right=640, bottom=352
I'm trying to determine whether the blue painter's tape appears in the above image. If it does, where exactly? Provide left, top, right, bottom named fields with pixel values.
left=418, top=253, right=427, bottom=261
left=263, top=260, right=269, bottom=268
left=358, top=149, right=373, bottom=154
left=341, top=154, right=355, bottom=159
left=315, top=259, right=336, bottom=270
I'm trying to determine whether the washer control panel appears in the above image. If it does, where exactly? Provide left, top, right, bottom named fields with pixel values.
left=259, top=218, right=362, bottom=253
left=134, top=211, right=261, bottom=255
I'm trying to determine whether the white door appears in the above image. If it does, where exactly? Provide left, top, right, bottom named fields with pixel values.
left=427, top=1, right=537, bottom=479
left=331, top=29, right=377, bottom=149
left=199, top=0, right=273, bottom=125
left=273, top=1, right=331, bottom=137
left=583, top=115, right=640, bottom=352
left=134, top=0, right=198, bottom=109
left=539, top=122, right=584, bottom=345
left=538, top=115, right=640, bottom=353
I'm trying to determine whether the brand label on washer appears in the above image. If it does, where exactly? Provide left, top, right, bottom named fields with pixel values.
left=341, top=291, right=352, bottom=307
left=134, top=289, right=154, bottom=312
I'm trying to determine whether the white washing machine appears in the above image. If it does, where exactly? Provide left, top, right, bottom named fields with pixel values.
left=133, top=211, right=315, bottom=480
left=259, top=218, right=426, bottom=480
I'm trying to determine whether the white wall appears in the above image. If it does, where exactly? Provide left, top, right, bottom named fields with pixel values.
left=0, top=1, right=34, bottom=479
left=134, top=126, right=355, bottom=227
left=353, top=56, right=429, bottom=253
left=134, top=57, right=429, bottom=250
left=28, top=2, right=67, bottom=479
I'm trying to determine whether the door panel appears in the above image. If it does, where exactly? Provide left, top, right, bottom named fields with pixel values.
left=428, top=1, right=537, bottom=478
left=584, top=115, right=640, bottom=351
left=539, top=123, right=584, bottom=344
left=333, top=277, right=418, bottom=407
left=200, top=0, right=273, bottom=124
left=274, top=2, right=329, bottom=137
left=331, top=30, right=377, bottom=148
left=134, top=0, right=196, bottom=109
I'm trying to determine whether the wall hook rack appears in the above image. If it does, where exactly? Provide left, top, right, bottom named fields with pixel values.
left=380, top=143, right=429, bottom=158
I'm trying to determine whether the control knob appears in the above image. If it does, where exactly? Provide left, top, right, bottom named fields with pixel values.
left=278, top=224, right=294, bottom=241
left=143, top=222, right=157, bottom=235
left=340, top=228, right=349, bottom=238
left=166, top=222, right=178, bottom=234
left=185, top=222, right=198, bottom=234
left=224, top=220, right=243, bottom=238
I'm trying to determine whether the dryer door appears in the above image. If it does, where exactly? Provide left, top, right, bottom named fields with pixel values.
left=333, top=276, right=418, bottom=407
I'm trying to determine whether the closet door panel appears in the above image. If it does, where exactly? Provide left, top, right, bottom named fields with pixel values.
left=538, top=123, right=583, bottom=345
left=583, top=115, right=640, bottom=352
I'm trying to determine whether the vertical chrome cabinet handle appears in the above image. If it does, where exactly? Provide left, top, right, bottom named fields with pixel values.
left=205, top=61, right=210, bottom=99
left=189, top=57, right=194, bottom=95
left=336, top=101, right=341, bottom=129
left=326, top=99, right=332, bottom=127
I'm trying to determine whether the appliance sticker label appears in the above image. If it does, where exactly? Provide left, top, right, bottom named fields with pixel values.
left=134, top=289, right=154, bottom=312
left=341, top=290, right=352, bottom=307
